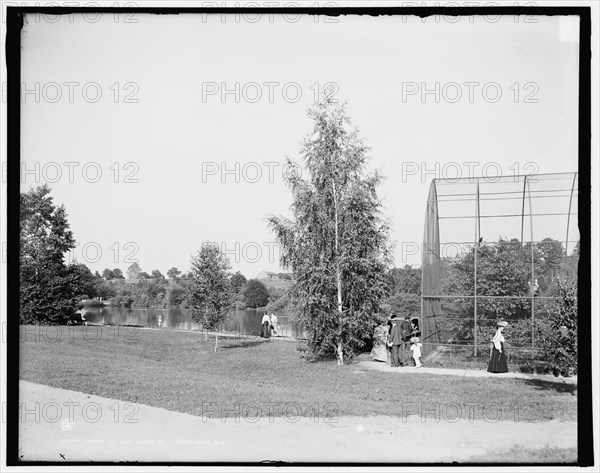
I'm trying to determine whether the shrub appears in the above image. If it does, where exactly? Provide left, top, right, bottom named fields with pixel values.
left=540, top=279, right=577, bottom=376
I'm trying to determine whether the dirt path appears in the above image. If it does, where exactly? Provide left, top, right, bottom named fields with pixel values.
left=355, top=359, right=578, bottom=384
left=18, top=381, right=576, bottom=463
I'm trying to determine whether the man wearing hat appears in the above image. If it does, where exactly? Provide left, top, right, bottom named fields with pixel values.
left=488, top=321, right=509, bottom=373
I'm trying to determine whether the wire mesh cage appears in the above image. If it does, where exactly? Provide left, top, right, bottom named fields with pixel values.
left=420, top=172, right=579, bottom=362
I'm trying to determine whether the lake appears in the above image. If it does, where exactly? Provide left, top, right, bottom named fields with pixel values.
left=82, top=306, right=305, bottom=338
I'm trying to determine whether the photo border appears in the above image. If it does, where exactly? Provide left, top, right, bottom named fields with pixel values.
left=5, top=4, right=593, bottom=467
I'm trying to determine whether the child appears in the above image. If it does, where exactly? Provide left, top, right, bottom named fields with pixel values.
left=410, top=336, right=423, bottom=367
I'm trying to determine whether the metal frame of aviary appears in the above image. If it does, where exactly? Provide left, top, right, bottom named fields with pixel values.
left=420, top=172, right=579, bottom=360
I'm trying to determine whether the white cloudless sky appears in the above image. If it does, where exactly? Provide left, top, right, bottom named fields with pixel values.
left=19, top=11, right=580, bottom=278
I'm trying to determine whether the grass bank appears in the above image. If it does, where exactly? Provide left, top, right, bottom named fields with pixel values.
left=19, top=325, right=576, bottom=421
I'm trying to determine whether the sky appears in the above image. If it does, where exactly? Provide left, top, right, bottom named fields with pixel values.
left=18, top=11, right=581, bottom=278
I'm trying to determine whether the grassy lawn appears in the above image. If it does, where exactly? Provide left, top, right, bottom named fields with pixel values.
left=19, top=325, right=577, bottom=421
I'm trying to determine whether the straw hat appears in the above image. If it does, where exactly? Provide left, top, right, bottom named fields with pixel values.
left=410, top=336, right=420, bottom=343
left=497, top=321, right=509, bottom=327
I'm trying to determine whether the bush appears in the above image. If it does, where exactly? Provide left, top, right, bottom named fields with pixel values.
left=540, top=279, right=577, bottom=376
left=518, top=362, right=535, bottom=374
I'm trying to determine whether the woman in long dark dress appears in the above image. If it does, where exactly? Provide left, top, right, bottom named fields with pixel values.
left=487, top=321, right=509, bottom=373
left=260, top=312, right=271, bottom=338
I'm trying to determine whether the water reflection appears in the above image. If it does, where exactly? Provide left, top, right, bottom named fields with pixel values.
left=83, top=306, right=305, bottom=338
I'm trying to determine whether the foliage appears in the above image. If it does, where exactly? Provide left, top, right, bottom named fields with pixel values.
left=107, top=279, right=168, bottom=308
left=431, top=237, right=578, bottom=361
left=188, top=242, right=232, bottom=333
left=94, top=279, right=117, bottom=300
left=20, top=185, right=79, bottom=324
left=127, top=262, right=141, bottom=280
left=167, top=267, right=182, bottom=280
left=540, top=278, right=578, bottom=375
left=102, top=267, right=125, bottom=280
left=243, top=279, right=269, bottom=308
left=67, top=263, right=99, bottom=300
left=230, top=271, right=248, bottom=294
left=167, top=284, right=187, bottom=307
left=151, top=269, right=166, bottom=281
left=440, top=239, right=539, bottom=345
left=388, top=265, right=421, bottom=316
left=266, top=292, right=291, bottom=313
left=268, top=98, right=392, bottom=364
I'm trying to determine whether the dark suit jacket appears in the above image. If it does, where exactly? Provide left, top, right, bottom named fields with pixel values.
left=389, top=322, right=404, bottom=345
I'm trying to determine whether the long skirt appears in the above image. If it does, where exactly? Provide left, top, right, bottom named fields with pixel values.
left=487, top=344, right=508, bottom=373
left=261, top=321, right=271, bottom=338
left=370, top=341, right=388, bottom=362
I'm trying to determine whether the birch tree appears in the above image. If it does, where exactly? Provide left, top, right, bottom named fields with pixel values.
left=188, top=242, right=232, bottom=351
left=268, top=98, right=392, bottom=364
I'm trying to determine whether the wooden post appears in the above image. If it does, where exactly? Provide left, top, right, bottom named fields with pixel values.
left=527, top=178, right=535, bottom=352
left=474, top=179, right=480, bottom=357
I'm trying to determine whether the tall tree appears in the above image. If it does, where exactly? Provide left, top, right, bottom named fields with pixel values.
left=188, top=242, right=232, bottom=351
left=268, top=98, right=392, bottom=364
left=20, top=185, right=79, bottom=324
left=112, top=268, right=125, bottom=279
left=167, top=267, right=182, bottom=280
left=151, top=269, right=166, bottom=281
left=102, top=268, right=115, bottom=280
left=243, top=279, right=269, bottom=308
left=537, top=238, right=565, bottom=283
left=127, top=262, right=141, bottom=280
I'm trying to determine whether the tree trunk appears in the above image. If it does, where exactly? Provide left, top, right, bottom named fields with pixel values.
left=336, top=268, right=343, bottom=365
left=332, top=179, right=344, bottom=366
left=336, top=339, right=344, bottom=365
left=214, top=333, right=218, bottom=353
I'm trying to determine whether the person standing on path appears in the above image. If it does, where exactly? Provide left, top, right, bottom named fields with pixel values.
left=270, top=313, right=278, bottom=337
left=261, top=312, right=271, bottom=338
left=371, top=322, right=390, bottom=363
left=388, top=317, right=404, bottom=367
left=487, top=321, right=509, bottom=373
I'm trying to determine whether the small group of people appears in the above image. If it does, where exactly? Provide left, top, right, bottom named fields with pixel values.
left=371, top=315, right=422, bottom=368
left=372, top=316, right=510, bottom=373
left=260, top=312, right=279, bottom=338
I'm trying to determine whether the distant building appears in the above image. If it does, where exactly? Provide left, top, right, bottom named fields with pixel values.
left=257, top=271, right=280, bottom=281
